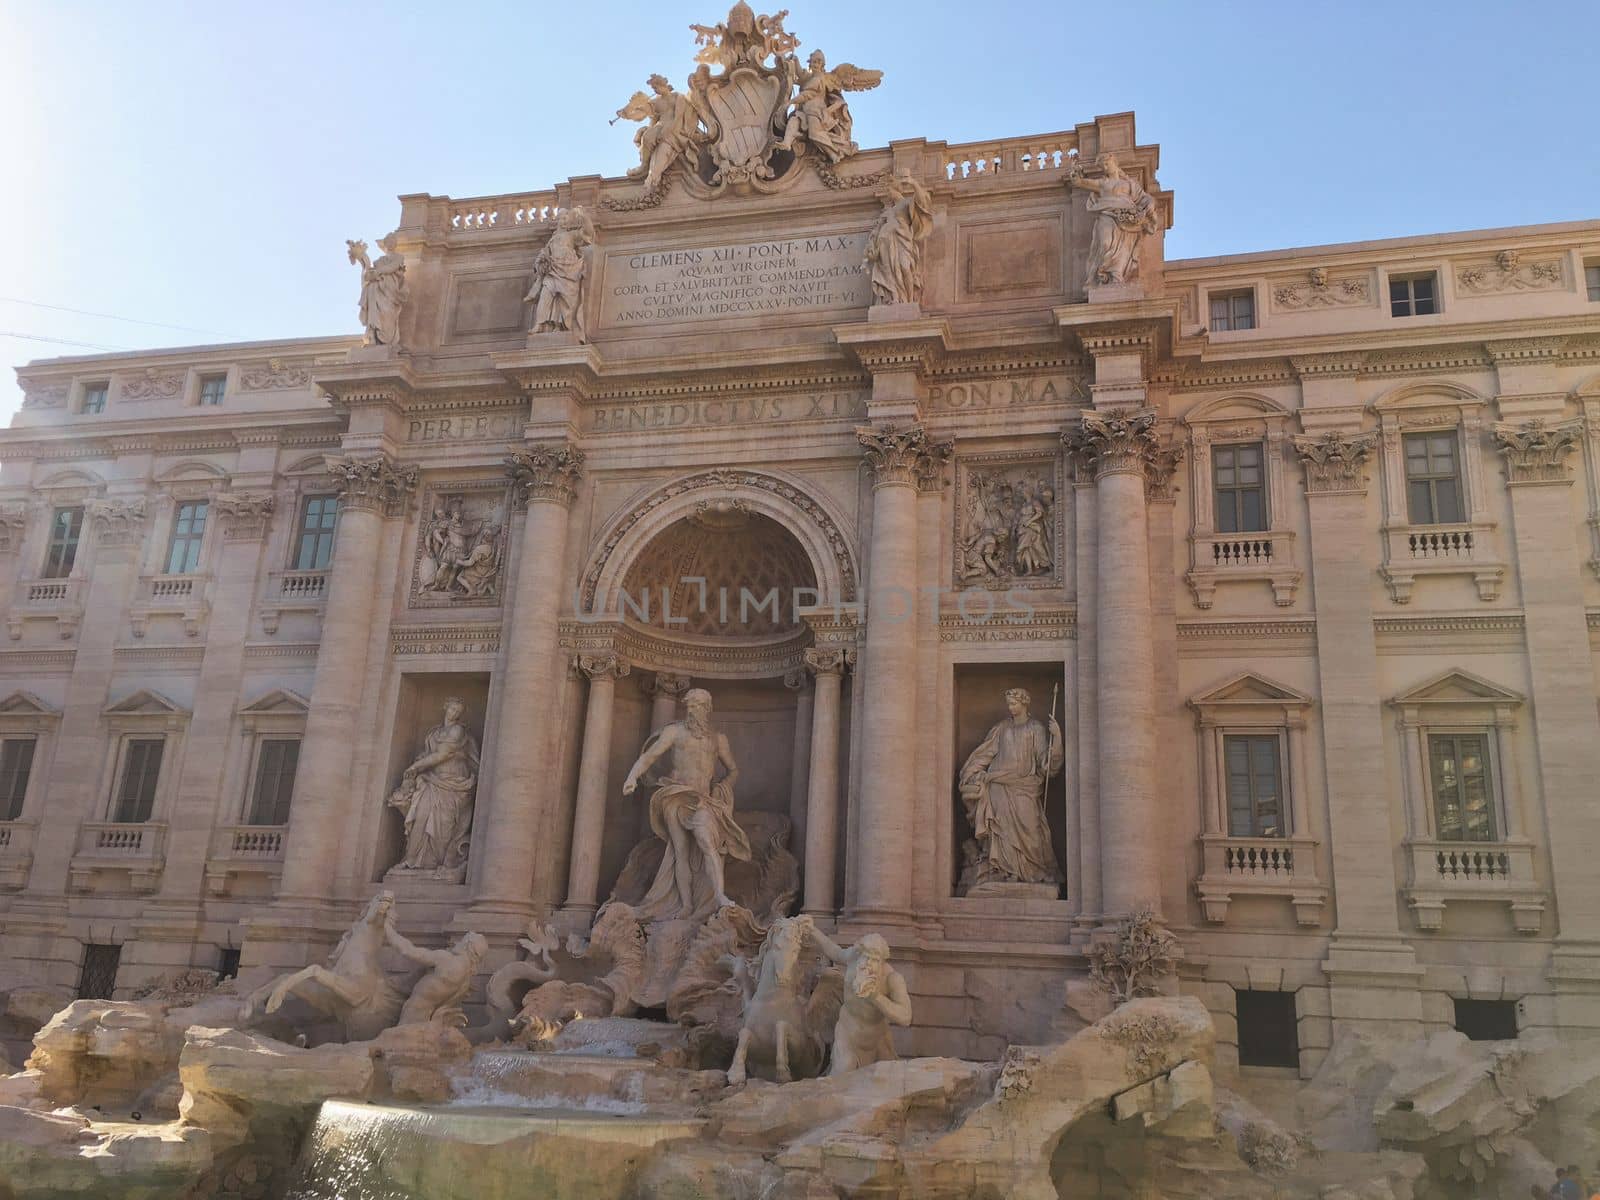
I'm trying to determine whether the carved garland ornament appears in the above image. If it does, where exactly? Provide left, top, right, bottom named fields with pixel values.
left=1292, top=430, right=1378, bottom=495
left=505, top=444, right=585, bottom=508
left=325, top=454, right=418, bottom=515
left=580, top=469, right=858, bottom=609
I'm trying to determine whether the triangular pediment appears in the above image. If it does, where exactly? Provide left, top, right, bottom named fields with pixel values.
left=238, top=688, right=310, bottom=716
left=103, top=688, right=189, bottom=717
left=1191, top=671, right=1312, bottom=707
left=0, top=691, right=59, bottom=718
left=1393, top=668, right=1523, bottom=706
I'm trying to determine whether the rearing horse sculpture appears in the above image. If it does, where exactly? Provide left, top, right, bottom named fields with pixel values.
left=241, top=891, right=407, bottom=1042
left=726, top=914, right=842, bottom=1085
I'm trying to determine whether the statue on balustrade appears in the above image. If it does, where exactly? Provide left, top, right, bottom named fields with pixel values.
left=621, top=686, right=752, bottom=921
left=386, top=698, right=479, bottom=881
left=864, top=171, right=933, bottom=306
left=1065, top=153, right=1160, bottom=288
left=526, top=206, right=596, bottom=341
left=346, top=233, right=408, bottom=347
left=957, top=688, right=1064, bottom=894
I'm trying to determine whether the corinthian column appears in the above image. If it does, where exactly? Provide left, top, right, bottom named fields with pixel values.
left=563, top=651, right=629, bottom=917
left=470, top=443, right=584, bottom=918
left=802, top=646, right=853, bottom=919
left=1063, top=410, right=1178, bottom=920
left=850, top=425, right=950, bottom=924
left=277, top=455, right=416, bottom=903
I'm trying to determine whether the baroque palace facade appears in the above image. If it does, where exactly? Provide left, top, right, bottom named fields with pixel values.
left=6, top=28, right=1600, bottom=1073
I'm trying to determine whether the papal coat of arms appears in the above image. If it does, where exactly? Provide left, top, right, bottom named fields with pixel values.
left=612, top=2, right=882, bottom=199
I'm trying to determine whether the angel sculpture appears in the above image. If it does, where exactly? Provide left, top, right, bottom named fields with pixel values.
left=615, top=75, right=704, bottom=194
left=725, top=915, right=844, bottom=1085
left=864, top=172, right=934, bottom=307
left=347, top=234, right=407, bottom=347
left=778, top=50, right=881, bottom=163
left=525, top=206, right=596, bottom=341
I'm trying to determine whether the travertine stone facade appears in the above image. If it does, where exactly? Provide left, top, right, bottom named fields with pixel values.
left=7, top=83, right=1600, bottom=1072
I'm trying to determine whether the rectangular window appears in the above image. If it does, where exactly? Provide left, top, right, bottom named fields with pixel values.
left=1403, top=432, right=1466, bottom=524
left=1236, top=989, right=1299, bottom=1068
left=1212, top=443, right=1268, bottom=533
left=164, top=500, right=208, bottom=574
left=1224, top=734, right=1284, bottom=837
left=1429, top=733, right=1496, bottom=842
left=42, top=506, right=85, bottom=579
left=0, top=737, right=36, bottom=821
left=80, top=383, right=108, bottom=414
left=1587, top=263, right=1600, bottom=303
left=1454, top=998, right=1518, bottom=1041
left=77, top=944, right=122, bottom=1000
left=247, top=738, right=299, bottom=826
left=1389, top=273, right=1438, bottom=317
left=198, top=375, right=227, bottom=406
left=217, top=946, right=241, bottom=981
left=112, top=738, right=164, bottom=823
left=293, top=495, right=338, bottom=571
left=1208, top=289, right=1256, bottom=332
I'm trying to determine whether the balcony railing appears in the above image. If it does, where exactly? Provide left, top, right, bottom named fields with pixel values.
left=260, top=569, right=330, bottom=634
left=205, top=823, right=287, bottom=895
left=1380, top=522, right=1503, bottom=603
left=1196, top=834, right=1325, bottom=926
left=448, top=193, right=560, bottom=232
left=1404, top=838, right=1544, bottom=933
left=1186, top=530, right=1301, bottom=607
left=941, top=135, right=1073, bottom=181
left=70, top=821, right=167, bottom=893
left=23, top=579, right=78, bottom=604
left=0, top=820, right=36, bottom=890
left=7, top=577, right=85, bottom=640
left=131, top=573, right=208, bottom=637
left=1407, top=527, right=1476, bottom=559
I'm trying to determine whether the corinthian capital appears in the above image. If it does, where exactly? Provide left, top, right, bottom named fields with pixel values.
left=212, top=491, right=276, bottom=540
left=576, top=652, right=629, bottom=681
left=86, top=497, right=148, bottom=547
left=856, top=424, right=952, bottom=489
left=1491, top=418, right=1581, bottom=486
left=1063, top=408, right=1182, bottom=496
left=1292, top=430, right=1378, bottom=496
left=326, top=454, right=418, bottom=515
left=804, top=646, right=856, bottom=676
left=506, top=442, right=585, bottom=508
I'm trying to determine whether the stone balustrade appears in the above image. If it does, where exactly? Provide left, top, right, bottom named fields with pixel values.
left=448, top=194, right=562, bottom=232
left=261, top=568, right=330, bottom=634
left=1186, top=529, right=1301, bottom=608
left=70, top=821, right=168, bottom=893
left=1380, top=522, right=1503, bottom=603
left=7, top=577, right=85, bottom=640
left=1195, top=833, right=1325, bottom=927
left=131, top=573, right=209, bottom=637
left=940, top=135, right=1073, bottom=181
left=1404, top=838, right=1544, bottom=933
left=204, top=824, right=287, bottom=896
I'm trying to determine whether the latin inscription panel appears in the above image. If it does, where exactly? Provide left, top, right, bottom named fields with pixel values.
left=599, top=232, right=872, bottom=330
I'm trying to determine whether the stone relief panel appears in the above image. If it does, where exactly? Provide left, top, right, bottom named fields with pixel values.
left=119, top=368, right=184, bottom=401
left=1454, top=250, right=1564, bottom=295
left=953, top=453, right=1067, bottom=589
left=1270, top=267, right=1373, bottom=311
left=238, top=358, right=312, bottom=390
left=410, top=482, right=511, bottom=608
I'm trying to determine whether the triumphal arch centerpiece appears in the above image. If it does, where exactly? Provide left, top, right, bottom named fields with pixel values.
left=5, top=5, right=1600, bottom=1193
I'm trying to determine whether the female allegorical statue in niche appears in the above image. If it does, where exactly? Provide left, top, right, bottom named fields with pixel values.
left=346, top=234, right=408, bottom=347
left=387, top=698, right=479, bottom=879
left=526, top=206, right=596, bottom=342
left=864, top=171, right=933, bottom=307
left=1066, top=153, right=1160, bottom=288
left=958, top=687, right=1064, bottom=892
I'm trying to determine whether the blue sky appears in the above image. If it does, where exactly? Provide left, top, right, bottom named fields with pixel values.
left=4, top=0, right=1597, bottom=420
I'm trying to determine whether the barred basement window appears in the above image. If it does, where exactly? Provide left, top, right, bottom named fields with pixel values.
left=1236, top=989, right=1299, bottom=1068
left=78, top=944, right=121, bottom=1000
left=1453, top=998, right=1518, bottom=1041
left=217, top=947, right=242, bottom=982
left=0, top=737, right=36, bottom=821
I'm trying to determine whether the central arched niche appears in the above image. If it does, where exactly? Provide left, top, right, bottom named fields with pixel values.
left=620, top=507, right=818, bottom=639
left=595, top=505, right=837, bottom=905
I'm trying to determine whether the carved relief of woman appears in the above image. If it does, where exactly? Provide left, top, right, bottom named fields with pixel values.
left=388, top=698, right=479, bottom=877
left=1013, top=485, right=1054, bottom=576
left=1068, top=154, right=1160, bottom=288
left=864, top=172, right=933, bottom=307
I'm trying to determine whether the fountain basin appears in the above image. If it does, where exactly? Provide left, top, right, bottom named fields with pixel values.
left=458, top=1048, right=727, bottom=1112
left=288, top=1098, right=705, bottom=1200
